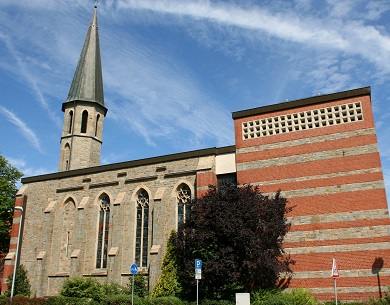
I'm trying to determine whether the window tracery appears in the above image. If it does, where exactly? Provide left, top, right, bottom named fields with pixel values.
left=177, top=184, right=191, bottom=227
left=96, top=195, right=110, bottom=269
left=135, top=189, right=149, bottom=268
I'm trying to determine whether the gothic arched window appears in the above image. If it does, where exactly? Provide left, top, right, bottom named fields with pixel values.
left=59, top=198, right=75, bottom=273
left=68, top=110, right=73, bottom=134
left=96, top=195, right=110, bottom=269
left=81, top=110, right=88, bottom=133
left=64, top=143, right=71, bottom=171
left=95, top=114, right=100, bottom=137
left=135, top=189, right=149, bottom=268
left=177, top=184, right=191, bottom=227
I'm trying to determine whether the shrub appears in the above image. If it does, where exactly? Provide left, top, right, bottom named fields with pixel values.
left=102, top=294, right=143, bottom=305
left=368, top=296, right=389, bottom=305
left=251, top=288, right=318, bottom=305
left=200, top=300, right=234, bottom=305
left=46, top=296, right=98, bottom=305
left=384, top=287, right=390, bottom=304
left=127, top=275, right=149, bottom=298
left=149, top=296, right=183, bottom=305
left=251, top=289, right=280, bottom=304
left=7, top=296, right=46, bottom=305
left=5, top=265, right=31, bottom=297
left=102, top=282, right=132, bottom=296
left=152, top=231, right=182, bottom=298
left=60, top=277, right=104, bottom=302
left=0, top=296, right=9, bottom=305
left=285, top=289, right=318, bottom=305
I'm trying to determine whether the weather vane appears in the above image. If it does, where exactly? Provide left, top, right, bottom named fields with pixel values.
left=94, top=0, right=99, bottom=8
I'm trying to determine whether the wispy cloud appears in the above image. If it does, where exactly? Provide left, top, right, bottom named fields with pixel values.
left=0, top=106, right=43, bottom=153
left=115, top=0, right=390, bottom=73
left=0, top=29, right=61, bottom=128
left=102, top=27, right=233, bottom=151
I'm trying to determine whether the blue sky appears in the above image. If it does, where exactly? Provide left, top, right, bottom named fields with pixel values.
left=0, top=0, right=389, bottom=205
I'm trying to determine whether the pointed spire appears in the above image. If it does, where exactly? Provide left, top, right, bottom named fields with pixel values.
left=65, top=7, right=105, bottom=108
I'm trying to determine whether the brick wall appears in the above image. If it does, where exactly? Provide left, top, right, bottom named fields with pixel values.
left=233, top=91, right=390, bottom=301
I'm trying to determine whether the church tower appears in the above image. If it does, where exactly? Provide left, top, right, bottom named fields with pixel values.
left=59, top=6, right=107, bottom=172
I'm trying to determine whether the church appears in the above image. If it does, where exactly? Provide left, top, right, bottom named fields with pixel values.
left=2, top=7, right=390, bottom=302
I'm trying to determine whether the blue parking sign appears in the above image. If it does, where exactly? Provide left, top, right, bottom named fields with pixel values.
left=195, top=259, right=202, bottom=269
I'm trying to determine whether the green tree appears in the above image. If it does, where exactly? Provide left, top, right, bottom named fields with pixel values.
left=5, top=264, right=31, bottom=297
left=152, top=230, right=182, bottom=297
left=175, top=185, right=294, bottom=300
left=0, top=154, right=23, bottom=254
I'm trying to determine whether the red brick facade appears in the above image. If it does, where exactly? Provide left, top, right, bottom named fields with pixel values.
left=1, top=195, right=26, bottom=293
left=233, top=87, right=390, bottom=301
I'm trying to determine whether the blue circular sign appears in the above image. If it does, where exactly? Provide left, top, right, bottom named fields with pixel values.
left=130, top=263, right=138, bottom=275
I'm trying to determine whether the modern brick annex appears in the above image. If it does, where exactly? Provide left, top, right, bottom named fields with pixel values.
left=2, top=7, right=390, bottom=302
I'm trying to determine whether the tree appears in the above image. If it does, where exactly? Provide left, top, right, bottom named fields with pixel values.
left=175, top=185, right=294, bottom=300
left=0, top=154, right=23, bottom=254
left=5, top=264, right=31, bottom=297
left=152, top=230, right=182, bottom=297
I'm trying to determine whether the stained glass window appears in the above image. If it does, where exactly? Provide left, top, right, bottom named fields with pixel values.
left=96, top=195, right=110, bottom=269
left=135, top=189, right=149, bottom=268
left=177, top=184, right=191, bottom=227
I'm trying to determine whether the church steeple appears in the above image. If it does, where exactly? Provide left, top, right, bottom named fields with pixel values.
left=58, top=7, right=107, bottom=172
left=64, top=7, right=105, bottom=108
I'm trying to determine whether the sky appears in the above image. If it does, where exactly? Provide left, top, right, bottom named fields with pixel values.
left=0, top=0, right=389, bottom=206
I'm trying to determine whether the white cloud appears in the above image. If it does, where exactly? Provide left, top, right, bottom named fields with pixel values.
left=0, top=32, right=61, bottom=128
left=105, top=51, right=233, bottom=148
left=365, top=0, right=390, bottom=21
left=0, top=106, right=43, bottom=153
left=114, top=0, right=390, bottom=74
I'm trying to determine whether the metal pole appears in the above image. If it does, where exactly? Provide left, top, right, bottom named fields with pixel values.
left=10, top=206, right=23, bottom=305
left=197, top=279, right=199, bottom=305
left=132, top=274, right=134, bottom=305
left=334, top=278, right=338, bottom=305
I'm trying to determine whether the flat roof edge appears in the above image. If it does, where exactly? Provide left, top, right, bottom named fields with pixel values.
left=21, top=145, right=236, bottom=184
left=232, top=86, right=371, bottom=119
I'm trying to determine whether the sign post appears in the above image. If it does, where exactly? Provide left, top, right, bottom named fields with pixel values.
left=130, top=264, right=138, bottom=305
left=195, top=259, right=202, bottom=305
left=332, top=258, right=340, bottom=305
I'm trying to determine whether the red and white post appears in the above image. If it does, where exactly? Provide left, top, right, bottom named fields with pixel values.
left=332, top=258, right=340, bottom=305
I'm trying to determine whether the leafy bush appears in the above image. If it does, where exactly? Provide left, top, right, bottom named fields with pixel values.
left=368, top=297, right=389, bottom=305
left=200, top=299, right=234, bottom=305
left=285, top=289, right=318, bottom=305
left=149, top=296, right=184, bottom=305
left=252, top=289, right=280, bottom=304
left=127, top=275, right=149, bottom=298
left=252, top=288, right=318, bottom=305
left=7, top=296, right=46, bottom=305
left=60, top=277, right=104, bottom=302
left=102, top=282, right=132, bottom=296
left=384, top=287, right=390, bottom=304
left=102, top=294, right=143, bottom=305
left=46, top=296, right=99, bottom=305
left=0, top=296, right=9, bottom=305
